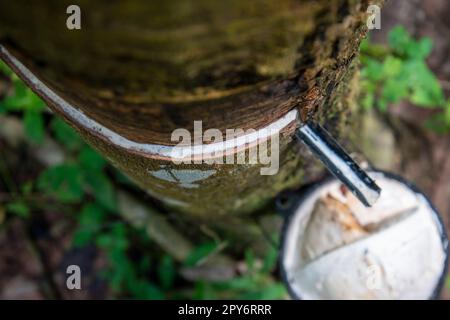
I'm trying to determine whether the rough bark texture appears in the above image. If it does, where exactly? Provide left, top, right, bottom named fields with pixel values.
left=0, top=1, right=382, bottom=230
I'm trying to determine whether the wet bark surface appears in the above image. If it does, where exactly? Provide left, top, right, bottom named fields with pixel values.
left=0, top=0, right=371, bottom=144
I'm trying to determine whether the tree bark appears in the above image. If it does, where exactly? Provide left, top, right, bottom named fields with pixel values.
left=0, top=0, right=382, bottom=236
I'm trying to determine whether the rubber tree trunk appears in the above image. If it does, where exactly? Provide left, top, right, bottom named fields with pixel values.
left=0, top=0, right=382, bottom=233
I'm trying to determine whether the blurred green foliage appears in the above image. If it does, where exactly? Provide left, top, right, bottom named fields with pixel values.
left=0, top=59, right=285, bottom=300
left=360, top=26, right=450, bottom=133
left=192, top=246, right=284, bottom=300
left=0, top=71, right=46, bottom=143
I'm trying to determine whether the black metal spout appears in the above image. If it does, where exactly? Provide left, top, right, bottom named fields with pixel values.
left=296, top=121, right=381, bottom=207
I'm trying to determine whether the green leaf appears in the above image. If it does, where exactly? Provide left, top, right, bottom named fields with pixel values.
left=0, top=60, right=13, bottom=76
left=388, top=25, right=411, bottom=56
left=381, top=56, right=403, bottom=77
left=193, top=281, right=215, bottom=300
left=102, top=248, right=133, bottom=292
left=2, top=83, right=45, bottom=113
left=6, top=201, right=30, bottom=218
left=24, top=110, right=45, bottom=144
left=72, top=203, right=106, bottom=247
left=387, top=25, right=434, bottom=60
left=158, top=255, right=175, bottom=290
left=245, top=249, right=255, bottom=273
left=411, top=90, right=436, bottom=107
left=361, top=92, right=374, bottom=110
left=240, top=283, right=286, bottom=300
left=361, top=26, right=446, bottom=127
left=95, top=232, right=115, bottom=249
left=400, top=60, right=442, bottom=106
left=414, top=37, right=433, bottom=59
left=1, top=85, right=28, bottom=111
left=78, top=203, right=107, bottom=227
left=185, top=242, right=217, bottom=267
left=361, top=59, right=384, bottom=81
left=214, top=276, right=256, bottom=291
left=38, top=164, right=84, bottom=203
left=376, top=97, right=388, bottom=112
left=135, top=283, right=165, bottom=300
left=381, top=78, right=408, bottom=104
left=72, top=229, right=97, bottom=247
left=84, top=171, right=116, bottom=211
left=139, top=256, right=151, bottom=272
left=261, top=246, right=278, bottom=273
left=96, top=224, right=128, bottom=251
left=359, top=38, right=370, bottom=53
left=79, top=147, right=106, bottom=172
left=25, top=93, right=46, bottom=112
left=51, top=118, right=83, bottom=151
